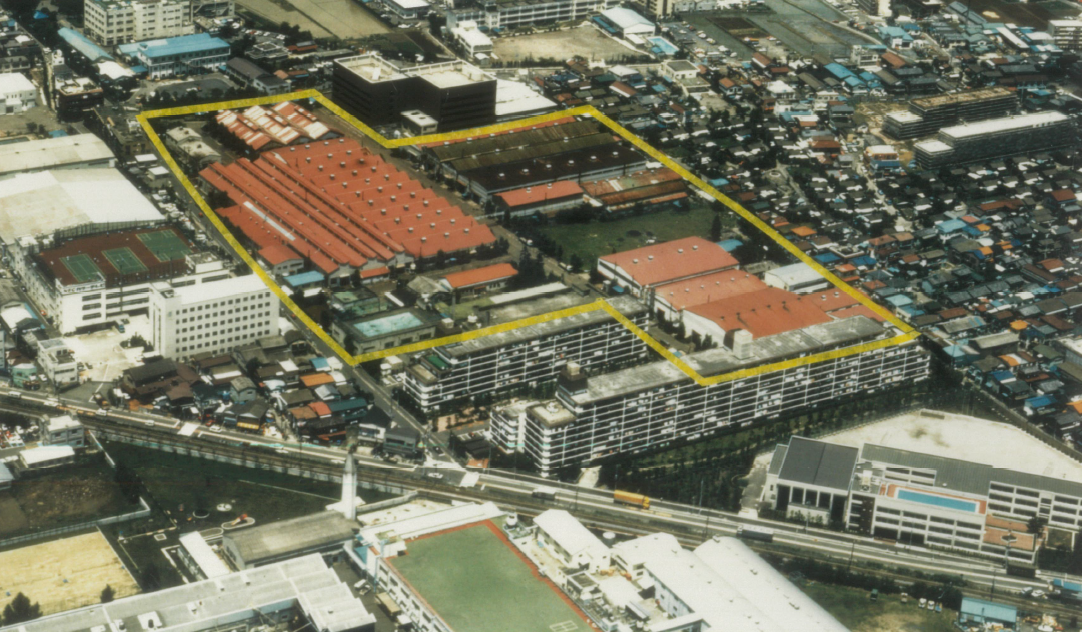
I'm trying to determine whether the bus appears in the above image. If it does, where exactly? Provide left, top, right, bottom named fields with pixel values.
left=532, top=486, right=558, bottom=501
left=736, top=525, right=775, bottom=543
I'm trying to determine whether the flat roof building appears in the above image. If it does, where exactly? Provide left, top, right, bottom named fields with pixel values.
left=222, top=511, right=357, bottom=569
left=0, top=134, right=114, bottom=179
left=150, top=274, right=280, bottom=359
left=13, top=229, right=228, bottom=334
left=0, top=168, right=164, bottom=246
left=1, top=554, right=375, bottom=632
left=884, top=86, right=1018, bottom=140
left=404, top=293, right=649, bottom=414
left=117, top=33, right=229, bottom=79
left=492, top=316, right=927, bottom=474
left=177, top=531, right=232, bottom=579
left=0, top=71, right=35, bottom=113
left=333, top=53, right=497, bottom=131
left=763, top=434, right=1082, bottom=563
left=915, top=111, right=1073, bottom=169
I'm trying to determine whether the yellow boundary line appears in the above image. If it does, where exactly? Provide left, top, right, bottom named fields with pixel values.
left=137, top=89, right=919, bottom=387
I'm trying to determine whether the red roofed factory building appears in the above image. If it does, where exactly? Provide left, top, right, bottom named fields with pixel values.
left=200, top=137, right=496, bottom=282
left=596, top=236, right=739, bottom=298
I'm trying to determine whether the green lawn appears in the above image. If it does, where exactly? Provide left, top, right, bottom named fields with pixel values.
left=102, top=441, right=395, bottom=528
left=389, top=522, right=586, bottom=632
left=538, top=203, right=730, bottom=268
left=800, top=583, right=958, bottom=632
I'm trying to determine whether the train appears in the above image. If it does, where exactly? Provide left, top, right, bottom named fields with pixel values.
left=736, top=525, right=775, bottom=542
left=532, top=486, right=558, bottom=501
left=614, top=490, right=650, bottom=509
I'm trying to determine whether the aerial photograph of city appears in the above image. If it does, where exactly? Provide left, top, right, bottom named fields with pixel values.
left=1, top=0, right=1082, bottom=626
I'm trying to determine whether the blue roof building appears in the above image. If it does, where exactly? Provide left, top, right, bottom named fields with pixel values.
left=118, top=33, right=229, bottom=79
left=58, top=27, right=113, bottom=63
left=958, top=598, right=1016, bottom=627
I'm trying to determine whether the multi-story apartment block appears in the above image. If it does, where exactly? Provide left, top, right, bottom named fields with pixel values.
left=883, top=86, right=1019, bottom=140
left=764, top=430, right=1082, bottom=564
left=914, top=111, right=1074, bottom=169
left=403, top=294, right=649, bottom=414
left=117, top=32, right=229, bottom=79
left=84, top=0, right=194, bottom=46
left=1049, top=20, right=1082, bottom=51
left=445, top=0, right=613, bottom=30
left=492, top=316, right=929, bottom=474
left=150, top=274, right=280, bottom=359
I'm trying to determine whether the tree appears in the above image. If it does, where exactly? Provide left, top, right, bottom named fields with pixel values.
left=2, top=593, right=41, bottom=625
left=100, top=585, right=115, bottom=604
left=114, top=462, right=142, bottom=505
left=1027, top=516, right=1048, bottom=539
left=710, top=214, right=723, bottom=242
left=569, top=254, right=584, bottom=273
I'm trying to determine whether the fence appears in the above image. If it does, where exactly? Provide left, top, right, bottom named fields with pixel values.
left=0, top=497, right=151, bottom=549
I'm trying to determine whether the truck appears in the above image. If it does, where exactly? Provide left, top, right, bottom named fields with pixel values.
left=736, top=525, right=775, bottom=543
left=532, top=486, right=558, bottom=501
left=614, top=490, right=650, bottom=509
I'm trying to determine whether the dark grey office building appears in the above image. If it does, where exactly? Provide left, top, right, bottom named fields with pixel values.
left=332, top=53, right=497, bottom=132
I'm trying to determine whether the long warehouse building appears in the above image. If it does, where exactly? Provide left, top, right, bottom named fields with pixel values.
left=915, top=111, right=1074, bottom=169
left=403, top=292, right=650, bottom=413
left=491, top=316, right=929, bottom=474
left=201, top=137, right=496, bottom=281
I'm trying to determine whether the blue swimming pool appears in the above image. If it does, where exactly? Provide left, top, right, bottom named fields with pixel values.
left=896, top=489, right=978, bottom=513
left=648, top=37, right=679, bottom=55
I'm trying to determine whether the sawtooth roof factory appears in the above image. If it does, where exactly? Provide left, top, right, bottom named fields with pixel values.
left=200, top=136, right=497, bottom=281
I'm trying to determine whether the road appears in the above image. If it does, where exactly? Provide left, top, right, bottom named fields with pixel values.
left=4, top=387, right=1075, bottom=603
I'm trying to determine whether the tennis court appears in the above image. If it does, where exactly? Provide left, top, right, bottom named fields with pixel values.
left=61, top=254, right=102, bottom=284
left=138, top=229, right=192, bottom=262
left=387, top=522, right=588, bottom=632
left=104, top=247, right=148, bottom=275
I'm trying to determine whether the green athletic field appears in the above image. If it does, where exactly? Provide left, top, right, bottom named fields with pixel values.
left=61, top=254, right=102, bottom=284
left=104, top=248, right=148, bottom=275
left=138, top=230, right=191, bottom=262
left=388, top=523, right=585, bottom=632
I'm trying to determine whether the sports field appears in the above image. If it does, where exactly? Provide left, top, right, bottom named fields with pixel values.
left=388, top=522, right=588, bottom=632
left=62, top=253, right=101, bottom=284
left=0, top=530, right=140, bottom=615
left=104, top=248, right=148, bottom=274
left=138, top=229, right=192, bottom=262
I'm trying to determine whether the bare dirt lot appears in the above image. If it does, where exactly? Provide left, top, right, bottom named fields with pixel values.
left=237, top=0, right=390, bottom=39
left=0, top=531, right=140, bottom=615
left=492, top=26, right=642, bottom=64
left=0, top=455, right=134, bottom=537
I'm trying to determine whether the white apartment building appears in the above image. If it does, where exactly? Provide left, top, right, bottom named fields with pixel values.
left=446, top=0, right=612, bottom=30
left=1049, top=20, right=1082, bottom=51
left=491, top=317, right=929, bottom=475
left=150, top=275, right=279, bottom=359
left=38, top=414, right=85, bottom=447
left=84, top=0, right=194, bottom=46
left=403, top=295, right=649, bottom=414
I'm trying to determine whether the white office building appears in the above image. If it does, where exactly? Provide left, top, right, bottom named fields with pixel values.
left=491, top=317, right=928, bottom=474
left=1049, top=20, right=1082, bottom=51
left=0, top=72, right=36, bottom=113
left=451, top=21, right=493, bottom=59
left=150, top=274, right=280, bottom=359
left=84, top=0, right=194, bottom=46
